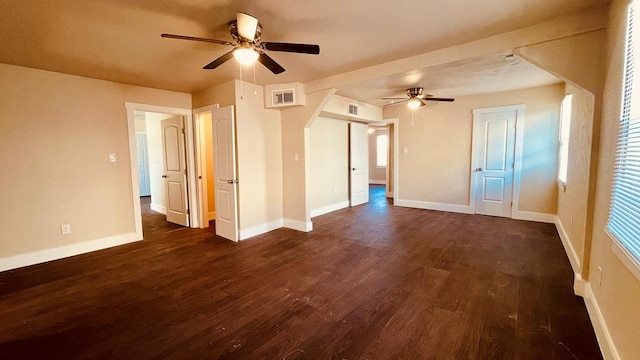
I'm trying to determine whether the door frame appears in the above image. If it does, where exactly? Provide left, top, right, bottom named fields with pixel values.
left=125, top=102, right=199, bottom=240
left=193, top=104, right=220, bottom=228
left=470, top=104, right=525, bottom=217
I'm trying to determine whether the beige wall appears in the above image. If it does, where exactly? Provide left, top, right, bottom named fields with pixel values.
left=0, top=63, right=191, bottom=258
left=587, top=0, right=640, bottom=358
left=368, top=128, right=388, bottom=183
left=557, top=84, right=595, bottom=272
left=309, top=117, right=349, bottom=213
left=384, top=84, right=563, bottom=214
left=234, top=81, right=283, bottom=231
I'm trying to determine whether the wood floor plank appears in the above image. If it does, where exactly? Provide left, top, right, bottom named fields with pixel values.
left=0, top=187, right=602, bottom=359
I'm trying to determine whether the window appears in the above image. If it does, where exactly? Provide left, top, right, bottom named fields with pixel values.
left=376, top=134, right=388, bottom=167
left=607, top=0, right=640, bottom=272
left=558, top=94, right=573, bottom=184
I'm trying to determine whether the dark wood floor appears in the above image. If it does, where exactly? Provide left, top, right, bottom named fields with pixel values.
left=0, top=186, right=602, bottom=359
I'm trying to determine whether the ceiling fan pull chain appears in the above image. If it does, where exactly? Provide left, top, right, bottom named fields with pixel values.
left=411, top=110, right=415, bottom=126
left=239, top=65, right=244, bottom=100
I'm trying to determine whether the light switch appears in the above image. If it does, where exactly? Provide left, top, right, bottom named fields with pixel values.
left=108, top=153, right=117, bottom=162
left=293, top=153, right=299, bottom=162
left=403, top=147, right=408, bottom=154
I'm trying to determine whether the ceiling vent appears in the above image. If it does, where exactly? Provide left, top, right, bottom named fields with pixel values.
left=264, top=83, right=305, bottom=108
left=348, top=104, right=359, bottom=116
left=272, top=89, right=295, bottom=106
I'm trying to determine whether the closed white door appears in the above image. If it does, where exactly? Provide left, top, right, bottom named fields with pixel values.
left=161, top=117, right=189, bottom=226
left=212, top=106, right=239, bottom=242
left=350, top=122, right=369, bottom=206
left=473, top=109, right=517, bottom=217
left=136, top=134, right=151, bottom=197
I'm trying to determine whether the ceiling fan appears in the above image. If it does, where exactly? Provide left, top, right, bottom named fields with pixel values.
left=161, top=12, right=320, bottom=74
left=383, top=87, right=455, bottom=109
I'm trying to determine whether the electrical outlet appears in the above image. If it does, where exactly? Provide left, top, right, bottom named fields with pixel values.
left=61, top=224, right=71, bottom=235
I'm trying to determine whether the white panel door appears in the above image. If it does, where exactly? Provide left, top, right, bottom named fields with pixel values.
left=473, top=109, right=517, bottom=217
left=350, top=122, right=369, bottom=207
left=212, top=106, right=239, bottom=242
left=161, top=117, right=189, bottom=226
left=136, top=133, right=151, bottom=197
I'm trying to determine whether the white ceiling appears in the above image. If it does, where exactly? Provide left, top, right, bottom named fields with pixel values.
left=0, top=0, right=608, bottom=100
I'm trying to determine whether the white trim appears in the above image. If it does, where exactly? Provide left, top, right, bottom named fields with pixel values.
left=573, top=272, right=586, bottom=297
left=311, top=201, right=349, bottom=218
left=554, top=216, right=582, bottom=272
left=584, top=284, right=621, bottom=360
left=239, top=220, right=283, bottom=240
left=284, top=219, right=313, bottom=232
left=0, top=233, right=140, bottom=272
left=208, top=212, right=216, bottom=221
left=511, top=210, right=555, bottom=223
left=395, top=199, right=473, bottom=214
left=150, top=203, right=166, bottom=215
left=387, top=191, right=393, bottom=197
left=368, top=180, right=386, bottom=185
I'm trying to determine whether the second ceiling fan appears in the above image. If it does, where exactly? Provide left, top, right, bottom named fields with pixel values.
left=161, top=12, right=320, bottom=74
left=383, top=87, right=455, bottom=109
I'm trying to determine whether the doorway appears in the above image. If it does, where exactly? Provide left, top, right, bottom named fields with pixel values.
left=470, top=105, right=524, bottom=217
left=126, top=103, right=199, bottom=240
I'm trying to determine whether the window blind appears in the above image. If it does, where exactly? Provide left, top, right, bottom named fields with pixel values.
left=607, top=1, right=640, bottom=265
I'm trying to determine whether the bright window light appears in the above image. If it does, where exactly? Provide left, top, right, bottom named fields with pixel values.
left=376, top=134, right=388, bottom=167
left=558, top=94, right=573, bottom=184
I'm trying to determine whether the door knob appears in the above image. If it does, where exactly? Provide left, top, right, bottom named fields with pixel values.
left=227, top=180, right=234, bottom=184
left=352, top=167, right=356, bottom=171
left=474, top=167, right=483, bottom=172
left=161, top=175, right=168, bottom=178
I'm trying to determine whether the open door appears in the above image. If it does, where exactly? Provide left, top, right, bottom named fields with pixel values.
left=350, top=122, right=369, bottom=207
left=212, top=106, right=239, bottom=242
left=161, top=116, right=190, bottom=226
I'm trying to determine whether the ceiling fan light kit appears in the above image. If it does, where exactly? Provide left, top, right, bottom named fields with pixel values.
left=382, top=87, right=455, bottom=109
left=161, top=12, right=320, bottom=74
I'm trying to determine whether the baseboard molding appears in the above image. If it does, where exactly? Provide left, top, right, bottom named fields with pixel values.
left=387, top=191, right=393, bottom=198
left=395, top=199, right=473, bottom=214
left=369, top=180, right=386, bottom=185
left=283, top=218, right=313, bottom=232
left=584, top=284, right=621, bottom=360
left=0, top=232, right=141, bottom=272
left=150, top=203, right=166, bottom=215
left=554, top=216, right=582, bottom=274
left=208, top=211, right=216, bottom=221
left=311, top=201, right=349, bottom=218
left=239, top=219, right=283, bottom=241
left=512, top=210, right=556, bottom=223
left=573, top=273, right=586, bottom=297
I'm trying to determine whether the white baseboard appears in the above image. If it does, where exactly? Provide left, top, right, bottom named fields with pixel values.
left=584, top=284, right=621, bottom=360
left=311, top=201, right=349, bottom=218
left=387, top=191, right=393, bottom=198
left=395, top=199, right=473, bottom=214
left=512, top=210, right=556, bottom=223
left=150, top=203, right=166, bottom=214
left=369, top=180, right=386, bottom=185
left=0, top=232, right=141, bottom=272
left=554, top=216, right=582, bottom=274
left=573, top=272, right=586, bottom=297
left=284, top=218, right=313, bottom=232
left=239, top=219, right=283, bottom=241
left=208, top=211, right=216, bottom=221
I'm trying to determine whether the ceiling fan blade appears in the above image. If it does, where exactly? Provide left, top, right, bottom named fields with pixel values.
left=381, top=97, right=409, bottom=100
left=261, top=42, right=320, bottom=55
left=258, top=53, right=285, bottom=74
left=203, top=51, right=234, bottom=70
left=383, top=99, right=409, bottom=106
left=237, top=12, right=259, bottom=40
left=423, top=97, right=455, bottom=102
left=161, top=33, right=232, bottom=46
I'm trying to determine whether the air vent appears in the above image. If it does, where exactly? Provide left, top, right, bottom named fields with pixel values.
left=272, top=89, right=295, bottom=106
left=348, top=104, right=359, bottom=116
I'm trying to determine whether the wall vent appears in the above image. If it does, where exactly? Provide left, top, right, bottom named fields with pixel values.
left=348, top=104, right=359, bottom=116
left=272, top=89, right=295, bottom=106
